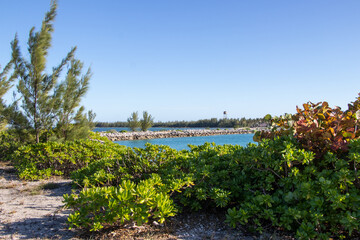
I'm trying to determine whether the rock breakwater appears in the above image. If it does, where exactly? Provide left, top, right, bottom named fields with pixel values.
left=100, top=128, right=256, bottom=141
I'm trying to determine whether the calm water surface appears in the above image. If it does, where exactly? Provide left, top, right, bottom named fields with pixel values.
left=114, top=134, right=255, bottom=151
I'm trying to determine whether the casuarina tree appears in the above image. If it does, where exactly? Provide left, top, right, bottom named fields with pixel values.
left=52, top=58, right=93, bottom=141
left=140, top=111, right=154, bottom=131
left=127, top=111, right=140, bottom=131
left=0, top=61, right=14, bottom=131
left=10, top=0, right=93, bottom=143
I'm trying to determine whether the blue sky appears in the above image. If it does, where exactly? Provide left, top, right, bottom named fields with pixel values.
left=1, top=1, right=360, bottom=122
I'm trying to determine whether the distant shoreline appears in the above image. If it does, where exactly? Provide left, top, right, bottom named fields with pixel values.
left=99, top=128, right=261, bottom=141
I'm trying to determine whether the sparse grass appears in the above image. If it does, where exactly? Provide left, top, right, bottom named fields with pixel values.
left=40, top=182, right=61, bottom=190
left=18, top=182, right=62, bottom=196
left=29, top=187, right=43, bottom=196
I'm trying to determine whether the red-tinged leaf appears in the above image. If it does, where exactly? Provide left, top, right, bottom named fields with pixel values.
left=346, top=127, right=355, bottom=132
left=303, top=104, right=309, bottom=111
left=322, top=101, right=329, bottom=109
left=296, top=106, right=302, bottom=114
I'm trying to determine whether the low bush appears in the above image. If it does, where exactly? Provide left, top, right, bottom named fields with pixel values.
left=13, top=138, right=127, bottom=180
left=66, top=138, right=360, bottom=238
left=225, top=137, right=360, bottom=239
left=71, top=143, right=186, bottom=187
left=255, top=94, right=360, bottom=158
left=0, top=132, right=21, bottom=161
left=64, top=174, right=192, bottom=231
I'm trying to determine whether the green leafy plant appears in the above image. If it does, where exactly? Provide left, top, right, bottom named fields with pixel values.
left=13, top=137, right=127, bottom=180
left=71, top=143, right=188, bottom=188
left=0, top=131, right=22, bottom=161
left=64, top=174, right=192, bottom=231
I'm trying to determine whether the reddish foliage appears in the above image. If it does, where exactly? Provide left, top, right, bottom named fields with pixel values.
left=255, top=93, right=360, bottom=158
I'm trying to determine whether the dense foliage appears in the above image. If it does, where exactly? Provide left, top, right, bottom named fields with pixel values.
left=0, top=131, right=22, bottom=161
left=61, top=138, right=360, bottom=238
left=12, top=132, right=127, bottom=180
left=64, top=174, right=192, bottom=231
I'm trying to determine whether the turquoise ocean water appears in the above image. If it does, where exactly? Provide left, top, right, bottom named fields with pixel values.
left=114, top=134, right=255, bottom=151
left=94, top=128, right=255, bottom=151
left=94, top=128, right=254, bottom=150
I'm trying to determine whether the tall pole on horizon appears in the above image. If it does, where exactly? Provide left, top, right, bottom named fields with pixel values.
left=223, top=111, right=228, bottom=119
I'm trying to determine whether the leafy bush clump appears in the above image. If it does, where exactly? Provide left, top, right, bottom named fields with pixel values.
left=224, top=137, right=360, bottom=239
left=255, top=94, right=360, bottom=158
left=172, top=143, right=243, bottom=210
left=0, top=132, right=22, bottom=161
left=13, top=139, right=127, bottom=180
left=64, top=174, right=192, bottom=231
left=71, top=143, right=185, bottom=187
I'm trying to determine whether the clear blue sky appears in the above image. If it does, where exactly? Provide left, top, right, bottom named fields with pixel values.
left=1, top=1, right=360, bottom=122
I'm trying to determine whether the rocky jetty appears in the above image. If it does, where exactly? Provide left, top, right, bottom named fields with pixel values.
left=100, top=128, right=256, bottom=141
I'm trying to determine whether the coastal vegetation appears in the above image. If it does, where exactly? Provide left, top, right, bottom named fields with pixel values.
left=0, top=1, right=359, bottom=239
left=0, top=94, right=359, bottom=239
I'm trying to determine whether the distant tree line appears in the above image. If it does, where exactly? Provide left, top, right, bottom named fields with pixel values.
left=96, top=117, right=269, bottom=129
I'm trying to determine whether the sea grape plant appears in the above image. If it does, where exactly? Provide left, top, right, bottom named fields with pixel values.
left=64, top=174, right=192, bottom=231
left=13, top=138, right=127, bottom=180
left=255, top=93, right=360, bottom=158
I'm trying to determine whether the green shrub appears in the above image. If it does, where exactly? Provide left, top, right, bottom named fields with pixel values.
left=0, top=132, right=22, bottom=161
left=71, top=143, right=189, bottom=188
left=173, top=143, right=243, bottom=210
left=64, top=174, right=192, bottom=231
left=224, top=137, right=360, bottom=239
left=13, top=139, right=127, bottom=180
left=105, top=129, right=118, bottom=133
